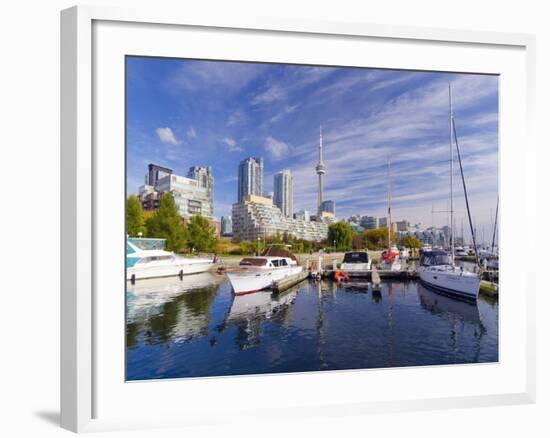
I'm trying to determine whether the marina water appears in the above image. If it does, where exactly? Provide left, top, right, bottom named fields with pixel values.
left=126, top=273, right=498, bottom=380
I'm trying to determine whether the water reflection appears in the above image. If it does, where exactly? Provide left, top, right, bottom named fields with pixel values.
left=417, top=283, right=486, bottom=363
left=126, top=273, right=222, bottom=348
left=417, top=283, right=482, bottom=324
left=126, top=277, right=499, bottom=380
left=221, top=289, right=298, bottom=350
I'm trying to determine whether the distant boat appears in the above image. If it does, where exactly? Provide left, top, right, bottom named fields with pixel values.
left=340, top=250, right=372, bottom=272
left=379, top=160, right=402, bottom=271
left=454, top=247, right=468, bottom=257
left=126, top=238, right=215, bottom=281
left=418, top=85, right=480, bottom=299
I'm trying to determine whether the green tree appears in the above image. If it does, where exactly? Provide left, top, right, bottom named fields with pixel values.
left=327, top=222, right=353, bottom=251
left=186, top=214, right=218, bottom=253
left=126, top=194, right=146, bottom=237
left=399, top=235, right=422, bottom=256
left=145, top=193, right=187, bottom=252
left=363, top=227, right=398, bottom=250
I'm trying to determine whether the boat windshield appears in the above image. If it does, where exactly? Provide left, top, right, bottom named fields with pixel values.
left=420, top=251, right=452, bottom=266
left=239, top=258, right=267, bottom=267
left=127, top=238, right=166, bottom=251
left=343, top=252, right=369, bottom=263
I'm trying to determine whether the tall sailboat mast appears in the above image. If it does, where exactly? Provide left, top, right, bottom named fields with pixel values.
left=449, top=84, right=455, bottom=266
left=491, top=196, right=499, bottom=254
left=387, top=160, right=392, bottom=250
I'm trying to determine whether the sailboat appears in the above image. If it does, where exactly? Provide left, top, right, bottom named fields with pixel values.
left=418, top=85, right=481, bottom=300
left=379, top=160, right=402, bottom=271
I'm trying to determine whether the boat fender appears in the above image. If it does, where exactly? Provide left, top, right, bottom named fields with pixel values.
left=334, top=271, right=350, bottom=282
left=178, top=270, right=184, bottom=279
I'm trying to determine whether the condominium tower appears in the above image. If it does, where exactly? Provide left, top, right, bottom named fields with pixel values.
left=273, top=170, right=293, bottom=217
left=238, top=157, right=264, bottom=203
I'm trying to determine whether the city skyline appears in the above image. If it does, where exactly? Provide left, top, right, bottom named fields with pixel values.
left=126, top=57, right=499, bottom=235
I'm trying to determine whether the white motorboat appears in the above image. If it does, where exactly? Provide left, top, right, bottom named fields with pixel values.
left=226, top=256, right=303, bottom=295
left=418, top=250, right=480, bottom=299
left=418, top=85, right=480, bottom=299
left=126, top=238, right=215, bottom=281
left=454, top=247, right=468, bottom=257
left=340, top=250, right=372, bottom=272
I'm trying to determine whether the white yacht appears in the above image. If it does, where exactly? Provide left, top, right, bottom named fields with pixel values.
left=418, top=250, right=480, bottom=299
left=126, top=238, right=215, bottom=282
left=418, top=85, right=480, bottom=300
left=340, top=250, right=372, bottom=272
left=226, top=256, right=302, bottom=295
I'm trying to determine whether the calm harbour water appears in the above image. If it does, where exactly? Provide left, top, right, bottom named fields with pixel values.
left=126, top=273, right=498, bottom=380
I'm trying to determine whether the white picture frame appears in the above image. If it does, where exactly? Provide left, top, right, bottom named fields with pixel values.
left=60, top=5, right=536, bottom=433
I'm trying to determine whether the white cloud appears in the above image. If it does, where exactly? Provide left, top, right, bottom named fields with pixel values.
left=282, top=73, right=498, bottom=222
left=252, top=84, right=285, bottom=105
left=186, top=126, right=197, bottom=139
left=170, top=61, right=266, bottom=94
left=226, top=111, right=246, bottom=126
left=155, top=127, right=181, bottom=145
left=264, top=136, right=290, bottom=159
left=268, top=104, right=298, bottom=124
left=222, top=137, right=244, bottom=152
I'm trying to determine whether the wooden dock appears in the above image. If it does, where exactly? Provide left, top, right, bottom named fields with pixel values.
left=480, top=280, right=499, bottom=297
left=272, top=271, right=309, bottom=294
left=324, top=269, right=418, bottom=280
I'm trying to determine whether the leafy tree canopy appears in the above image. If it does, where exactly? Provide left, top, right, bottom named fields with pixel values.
left=186, top=214, right=218, bottom=253
left=145, top=193, right=187, bottom=252
left=126, top=194, right=146, bottom=237
left=327, top=222, right=353, bottom=251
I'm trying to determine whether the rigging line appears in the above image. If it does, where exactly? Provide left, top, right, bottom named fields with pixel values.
left=452, top=117, right=480, bottom=266
left=491, top=196, right=499, bottom=254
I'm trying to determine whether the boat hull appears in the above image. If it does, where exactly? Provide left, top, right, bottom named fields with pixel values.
left=341, top=261, right=372, bottom=272
left=419, top=267, right=480, bottom=299
left=127, top=258, right=214, bottom=281
left=227, top=266, right=303, bottom=295
left=379, top=260, right=402, bottom=271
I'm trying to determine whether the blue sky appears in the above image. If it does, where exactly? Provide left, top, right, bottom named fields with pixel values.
left=127, top=57, right=499, bottom=241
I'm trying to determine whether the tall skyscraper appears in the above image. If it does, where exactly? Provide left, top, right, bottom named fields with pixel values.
left=146, top=163, right=173, bottom=187
left=320, top=200, right=335, bottom=216
left=273, top=170, right=293, bottom=217
left=315, top=126, right=326, bottom=214
left=238, top=157, right=264, bottom=203
left=187, top=166, right=214, bottom=215
left=221, top=215, right=233, bottom=236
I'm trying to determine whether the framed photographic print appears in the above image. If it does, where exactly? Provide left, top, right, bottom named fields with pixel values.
left=61, top=5, right=536, bottom=433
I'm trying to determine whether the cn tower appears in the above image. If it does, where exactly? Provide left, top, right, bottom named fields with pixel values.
left=315, top=126, right=326, bottom=214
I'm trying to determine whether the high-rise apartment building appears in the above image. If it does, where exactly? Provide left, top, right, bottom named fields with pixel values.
left=238, top=157, right=263, bottom=203
left=273, top=170, right=293, bottom=217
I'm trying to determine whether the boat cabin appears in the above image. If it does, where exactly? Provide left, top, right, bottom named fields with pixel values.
left=239, top=257, right=293, bottom=269
left=342, top=251, right=369, bottom=264
left=420, top=250, right=452, bottom=267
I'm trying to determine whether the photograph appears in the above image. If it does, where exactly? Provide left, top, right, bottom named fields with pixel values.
left=125, top=56, right=499, bottom=381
